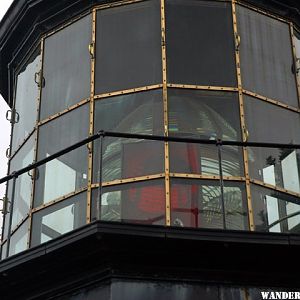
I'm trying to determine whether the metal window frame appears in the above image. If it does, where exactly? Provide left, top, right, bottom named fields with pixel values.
left=3, top=0, right=300, bottom=258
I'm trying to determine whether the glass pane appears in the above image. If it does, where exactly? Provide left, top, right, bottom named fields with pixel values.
left=166, top=0, right=236, bottom=87
left=9, top=219, right=29, bottom=256
left=251, top=184, right=300, bottom=233
left=35, top=105, right=89, bottom=206
left=31, top=192, right=86, bottom=247
left=244, top=95, right=300, bottom=143
left=95, top=1, right=162, bottom=94
left=168, top=89, right=242, bottom=140
left=94, top=90, right=164, bottom=182
left=170, top=179, right=248, bottom=230
left=9, top=134, right=35, bottom=230
left=92, top=180, right=165, bottom=225
left=249, top=147, right=300, bottom=194
left=170, top=143, right=244, bottom=177
left=40, top=15, right=91, bottom=120
left=237, top=6, right=298, bottom=107
left=12, top=47, right=40, bottom=152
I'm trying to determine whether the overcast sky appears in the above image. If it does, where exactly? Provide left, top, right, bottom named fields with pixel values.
left=0, top=0, right=14, bottom=200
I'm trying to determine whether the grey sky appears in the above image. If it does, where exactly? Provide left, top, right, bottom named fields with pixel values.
left=0, top=0, right=14, bottom=200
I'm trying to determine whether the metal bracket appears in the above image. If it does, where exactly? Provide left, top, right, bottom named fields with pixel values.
left=34, top=71, right=45, bottom=88
left=0, top=197, right=8, bottom=215
left=235, top=33, right=241, bottom=51
left=5, top=147, right=10, bottom=159
left=243, top=128, right=249, bottom=142
left=89, top=43, right=95, bottom=58
left=6, top=109, right=20, bottom=124
left=27, top=167, right=39, bottom=180
left=296, top=58, right=300, bottom=74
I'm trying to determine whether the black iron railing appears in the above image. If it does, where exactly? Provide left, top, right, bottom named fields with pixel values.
left=1, top=130, right=300, bottom=258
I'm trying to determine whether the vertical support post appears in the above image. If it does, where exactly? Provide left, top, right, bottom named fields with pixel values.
left=28, top=39, right=45, bottom=248
left=161, top=0, right=171, bottom=226
left=87, top=9, right=97, bottom=224
left=217, top=140, right=226, bottom=230
left=231, top=0, right=254, bottom=231
left=6, top=174, right=17, bottom=258
left=96, top=133, right=104, bottom=220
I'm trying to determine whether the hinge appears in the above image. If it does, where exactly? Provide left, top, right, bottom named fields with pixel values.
left=295, top=58, right=300, bottom=74
left=243, top=128, right=249, bottom=142
left=6, top=109, right=19, bottom=124
left=5, top=147, right=10, bottom=159
left=0, top=197, right=9, bottom=215
left=34, top=71, right=45, bottom=88
left=235, top=33, right=241, bottom=51
left=89, top=42, right=95, bottom=58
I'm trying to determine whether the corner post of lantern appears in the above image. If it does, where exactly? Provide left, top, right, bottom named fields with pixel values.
left=87, top=8, right=97, bottom=224
left=27, top=38, right=45, bottom=249
left=160, top=0, right=171, bottom=226
left=231, top=0, right=255, bottom=231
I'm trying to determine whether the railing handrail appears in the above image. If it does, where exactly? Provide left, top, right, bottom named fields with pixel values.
left=1, top=130, right=300, bottom=185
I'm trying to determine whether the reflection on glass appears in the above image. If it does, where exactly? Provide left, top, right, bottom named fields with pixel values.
left=244, top=95, right=300, bottom=143
left=168, top=89, right=241, bottom=140
left=93, top=180, right=165, bottom=225
left=9, top=219, right=29, bottom=256
left=166, top=0, right=236, bottom=87
left=170, top=179, right=248, bottom=230
left=40, top=15, right=91, bottom=120
left=251, top=185, right=300, bottom=233
left=5, top=135, right=35, bottom=234
left=237, top=6, right=298, bottom=107
left=35, top=105, right=88, bottom=206
left=31, top=192, right=86, bottom=247
left=249, top=147, right=300, bottom=194
left=95, top=0, right=162, bottom=94
left=94, top=90, right=164, bottom=182
left=12, top=47, right=40, bottom=152
left=170, top=143, right=244, bottom=177
left=1, top=242, right=7, bottom=260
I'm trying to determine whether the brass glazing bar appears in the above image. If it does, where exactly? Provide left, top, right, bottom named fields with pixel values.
left=94, top=84, right=163, bottom=100
left=161, top=0, right=170, bottom=226
left=28, top=38, right=45, bottom=248
left=8, top=128, right=36, bottom=161
left=87, top=9, right=97, bottom=224
left=235, top=0, right=289, bottom=24
left=43, top=11, right=92, bottom=39
left=243, top=89, right=300, bottom=113
left=38, top=98, right=90, bottom=126
left=167, top=84, right=238, bottom=92
left=95, top=0, right=144, bottom=11
left=290, top=24, right=300, bottom=108
left=170, top=173, right=245, bottom=182
left=91, top=174, right=165, bottom=188
left=32, top=187, right=88, bottom=214
left=250, top=179, right=300, bottom=198
left=232, top=0, right=255, bottom=230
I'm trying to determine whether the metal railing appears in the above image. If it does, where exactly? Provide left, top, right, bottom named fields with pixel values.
left=1, top=130, right=300, bottom=258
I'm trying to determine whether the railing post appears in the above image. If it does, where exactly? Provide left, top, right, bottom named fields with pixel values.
left=6, top=173, right=18, bottom=258
left=96, top=131, right=104, bottom=220
left=217, top=139, right=226, bottom=230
